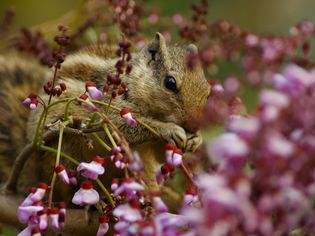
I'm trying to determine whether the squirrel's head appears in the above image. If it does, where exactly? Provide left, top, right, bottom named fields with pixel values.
left=130, top=33, right=210, bottom=133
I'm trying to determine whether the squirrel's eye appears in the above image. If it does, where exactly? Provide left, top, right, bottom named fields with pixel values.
left=164, top=76, right=177, bottom=92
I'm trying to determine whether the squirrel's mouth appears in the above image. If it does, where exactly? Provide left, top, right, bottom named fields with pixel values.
left=183, top=117, right=201, bottom=133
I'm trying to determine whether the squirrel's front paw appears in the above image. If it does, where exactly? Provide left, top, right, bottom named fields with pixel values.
left=159, top=123, right=187, bottom=149
left=185, top=131, right=202, bottom=152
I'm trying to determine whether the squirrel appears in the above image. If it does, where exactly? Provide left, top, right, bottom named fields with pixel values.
left=0, top=33, right=210, bottom=205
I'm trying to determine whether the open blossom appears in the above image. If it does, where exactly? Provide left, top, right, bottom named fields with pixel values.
left=77, top=156, right=105, bottom=180
left=120, top=108, right=137, bottom=126
left=113, top=203, right=142, bottom=223
left=55, top=165, right=70, bottom=184
left=18, top=203, right=44, bottom=224
left=97, top=216, right=110, bottom=236
left=114, top=178, right=144, bottom=199
left=72, top=182, right=99, bottom=206
left=85, top=82, right=103, bottom=100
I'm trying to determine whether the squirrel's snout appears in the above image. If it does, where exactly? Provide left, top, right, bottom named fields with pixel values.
left=184, top=115, right=202, bottom=133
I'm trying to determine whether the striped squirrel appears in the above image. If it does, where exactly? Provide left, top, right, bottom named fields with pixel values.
left=0, top=33, right=210, bottom=203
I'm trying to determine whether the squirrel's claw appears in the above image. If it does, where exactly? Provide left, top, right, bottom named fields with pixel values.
left=159, top=123, right=187, bottom=149
left=185, top=131, right=202, bottom=152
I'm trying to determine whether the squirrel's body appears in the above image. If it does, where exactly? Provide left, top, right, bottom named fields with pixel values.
left=0, top=33, right=210, bottom=203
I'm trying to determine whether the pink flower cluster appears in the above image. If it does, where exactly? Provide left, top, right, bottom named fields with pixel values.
left=182, top=64, right=315, bottom=235
left=17, top=183, right=67, bottom=235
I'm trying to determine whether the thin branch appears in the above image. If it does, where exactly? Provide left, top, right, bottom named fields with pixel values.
left=4, top=127, right=85, bottom=193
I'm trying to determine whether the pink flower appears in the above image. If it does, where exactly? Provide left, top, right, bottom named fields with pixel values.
left=113, top=203, right=142, bottom=222
left=129, top=152, right=143, bottom=172
left=165, top=144, right=183, bottom=167
left=30, top=183, right=49, bottom=202
left=72, top=182, right=100, bottom=206
left=208, top=133, right=248, bottom=167
left=156, top=163, right=175, bottom=184
left=120, top=108, right=136, bottom=126
left=68, top=169, right=78, bottom=185
left=77, top=156, right=105, bottom=180
left=48, top=208, right=59, bottom=229
left=55, top=165, right=70, bottom=185
left=183, top=188, right=199, bottom=206
left=245, top=33, right=259, bottom=47
left=18, top=203, right=44, bottom=224
left=148, top=12, right=159, bottom=24
left=97, top=216, right=110, bottom=236
left=165, top=144, right=175, bottom=165
left=37, top=209, right=48, bottom=230
left=22, top=93, right=39, bottom=110
left=172, top=149, right=183, bottom=167
left=86, top=82, right=103, bottom=100
left=59, top=202, right=66, bottom=228
left=172, top=14, right=183, bottom=25
left=21, top=187, right=37, bottom=206
left=152, top=193, right=168, bottom=213
left=114, top=178, right=144, bottom=199
left=266, top=132, right=295, bottom=158
left=260, top=89, right=289, bottom=109
left=228, top=116, right=260, bottom=139
left=111, top=178, right=119, bottom=191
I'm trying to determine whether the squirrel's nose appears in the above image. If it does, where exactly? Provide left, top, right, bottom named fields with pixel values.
left=184, top=116, right=201, bottom=133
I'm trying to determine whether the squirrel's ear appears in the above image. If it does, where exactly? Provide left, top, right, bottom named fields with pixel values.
left=186, top=44, right=198, bottom=54
left=147, top=32, right=169, bottom=63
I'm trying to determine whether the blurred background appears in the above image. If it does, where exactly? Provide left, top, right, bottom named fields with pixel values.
left=1, top=0, right=315, bottom=34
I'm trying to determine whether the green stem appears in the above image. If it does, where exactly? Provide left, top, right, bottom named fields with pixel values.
left=39, top=145, right=79, bottom=165
left=96, top=179, right=115, bottom=207
left=48, top=121, right=67, bottom=208
left=91, top=133, right=111, bottom=152
left=33, top=98, right=72, bottom=146
left=90, top=99, right=120, bottom=111
left=64, top=98, right=77, bottom=121
left=103, top=124, right=117, bottom=147
left=105, top=96, right=113, bottom=115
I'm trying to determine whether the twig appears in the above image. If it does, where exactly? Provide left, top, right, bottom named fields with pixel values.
left=181, top=163, right=196, bottom=186
left=48, top=121, right=68, bottom=208
left=5, top=127, right=85, bottom=193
